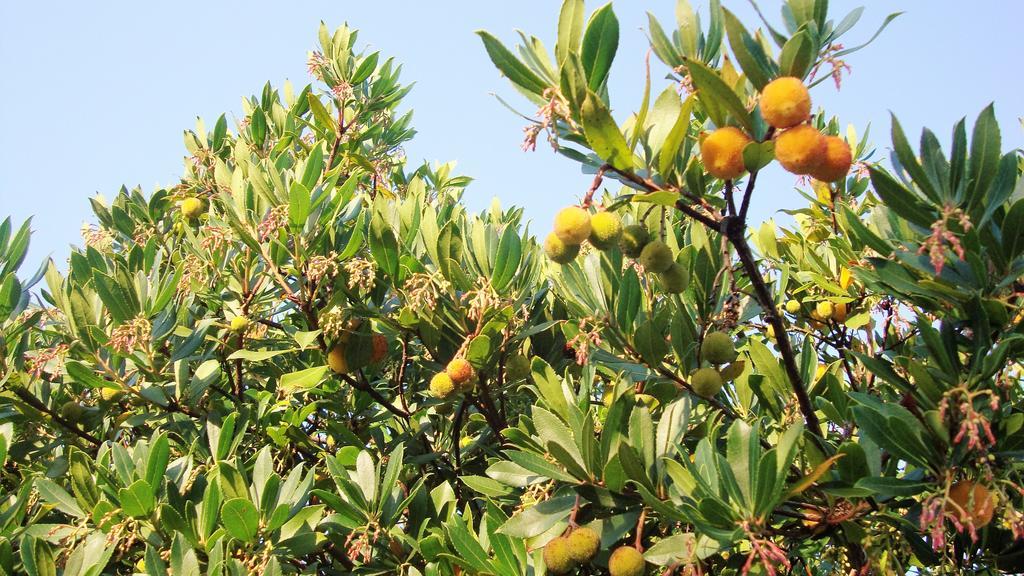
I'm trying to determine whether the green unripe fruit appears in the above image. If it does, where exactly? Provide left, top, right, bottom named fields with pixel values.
left=785, top=299, right=801, bottom=314
left=230, top=316, right=249, bottom=333
left=659, top=263, right=689, bottom=294
left=60, top=401, right=84, bottom=422
left=544, top=233, right=580, bottom=264
left=430, top=373, right=456, bottom=399
left=588, top=211, right=623, bottom=250
left=180, top=197, right=205, bottom=219
left=691, top=367, right=724, bottom=398
left=619, top=225, right=650, bottom=258
left=542, top=536, right=575, bottom=575
left=506, top=354, right=531, bottom=381
left=639, top=240, right=674, bottom=273
left=567, top=527, right=601, bottom=564
left=608, top=546, right=646, bottom=576
left=701, top=331, right=737, bottom=365
left=553, top=206, right=592, bottom=245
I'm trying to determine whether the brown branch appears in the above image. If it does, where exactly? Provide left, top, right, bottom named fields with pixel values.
left=11, top=387, right=101, bottom=446
left=725, top=217, right=823, bottom=438
left=326, top=99, right=350, bottom=170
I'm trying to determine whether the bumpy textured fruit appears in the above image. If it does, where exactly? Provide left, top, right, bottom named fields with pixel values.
left=370, top=334, right=388, bottom=363
left=639, top=240, right=674, bottom=273
left=543, top=536, right=575, bottom=575
left=815, top=301, right=835, bottom=320
left=691, top=367, right=724, bottom=398
left=506, top=354, right=531, bottom=381
left=702, top=331, right=737, bottom=365
left=809, top=135, right=853, bottom=182
left=589, top=211, right=623, bottom=250
left=180, top=197, right=205, bottom=219
left=619, top=225, right=651, bottom=258
left=553, top=206, right=592, bottom=245
left=659, top=263, right=689, bottom=294
left=567, top=527, right=601, bottom=564
left=430, top=373, right=456, bottom=399
left=545, top=233, right=581, bottom=264
left=785, top=299, right=801, bottom=314
left=608, top=546, right=646, bottom=576
left=446, top=358, right=474, bottom=385
left=946, top=481, right=995, bottom=528
left=775, top=125, right=827, bottom=175
left=701, top=126, right=752, bottom=180
left=833, top=302, right=848, bottom=323
left=60, top=401, right=84, bottom=422
left=327, top=345, right=350, bottom=374
left=760, top=77, right=811, bottom=129
left=230, top=316, right=249, bottom=333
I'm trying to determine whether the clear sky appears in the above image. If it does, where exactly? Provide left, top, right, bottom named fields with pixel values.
left=1, top=1, right=1021, bottom=269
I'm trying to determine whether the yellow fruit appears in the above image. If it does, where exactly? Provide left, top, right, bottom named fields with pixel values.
left=180, top=197, right=205, bottom=219
left=785, top=300, right=801, bottom=314
left=809, top=136, right=853, bottom=182
left=370, top=334, right=388, bottom=363
left=589, top=211, right=623, bottom=250
left=691, top=368, right=723, bottom=398
left=833, top=302, right=848, bottom=323
left=553, top=206, right=592, bottom=245
left=567, top=527, right=601, bottom=564
left=775, top=125, right=827, bottom=175
left=760, top=77, right=811, bottom=129
left=659, top=263, right=689, bottom=294
left=545, top=233, right=581, bottom=264
left=946, top=481, right=995, bottom=528
left=327, top=345, right=350, bottom=374
left=429, top=373, right=456, bottom=399
left=543, top=536, right=575, bottom=575
left=99, top=387, right=124, bottom=402
left=766, top=323, right=776, bottom=340
left=701, top=127, right=752, bottom=180
left=619, top=225, right=651, bottom=258
left=608, top=545, right=646, bottom=576
left=702, top=331, right=737, bottom=365
left=639, top=240, right=674, bottom=273
left=230, top=316, right=249, bottom=333
left=446, top=358, right=474, bottom=385
left=815, top=301, right=835, bottom=320
left=505, top=354, right=531, bottom=381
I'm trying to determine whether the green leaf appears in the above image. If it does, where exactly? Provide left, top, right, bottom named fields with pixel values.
left=280, top=365, right=329, bottom=394
left=684, top=58, right=753, bottom=133
left=722, top=9, right=774, bottom=90
left=476, top=31, right=548, bottom=96
left=581, top=91, right=632, bottom=171
left=221, top=498, right=260, bottom=543
left=555, top=0, right=585, bottom=66
left=855, top=476, right=928, bottom=497
left=966, top=104, right=1001, bottom=213
left=35, top=478, right=85, bottom=518
left=118, top=479, right=156, bottom=518
left=0, top=275, right=19, bottom=320
left=778, top=29, right=816, bottom=79
left=581, top=3, right=619, bottom=90
left=289, top=181, right=311, bottom=229
left=227, top=349, right=293, bottom=362
left=351, top=51, right=379, bottom=84
left=868, top=167, right=935, bottom=229
left=369, top=212, right=400, bottom=280
left=742, top=141, right=775, bottom=172
left=497, top=493, right=575, bottom=538
left=491, top=225, right=522, bottom=293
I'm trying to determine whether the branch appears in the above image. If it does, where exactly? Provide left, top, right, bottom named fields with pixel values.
left=725, top=217, right=823, bottom=437
left=11, top=387, right=101, bottom=446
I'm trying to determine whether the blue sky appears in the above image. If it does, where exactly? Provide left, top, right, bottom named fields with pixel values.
left=1, top=1, right=1021, bottom=269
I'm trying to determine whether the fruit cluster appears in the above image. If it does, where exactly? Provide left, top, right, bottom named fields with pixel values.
left=327, top=318, right=389, bottom=375
left=544, top=208, right=689, bottom=294
left=690, top=331, right=741, bottom=398
left=542, top=527, right=628, bottom=575
left=700, top=76, right=853, bottom=183
left=430, top=358, right=477, bottom=400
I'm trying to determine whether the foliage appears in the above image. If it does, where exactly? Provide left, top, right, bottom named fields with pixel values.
left=0, top=1, right=1022, bottom=575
